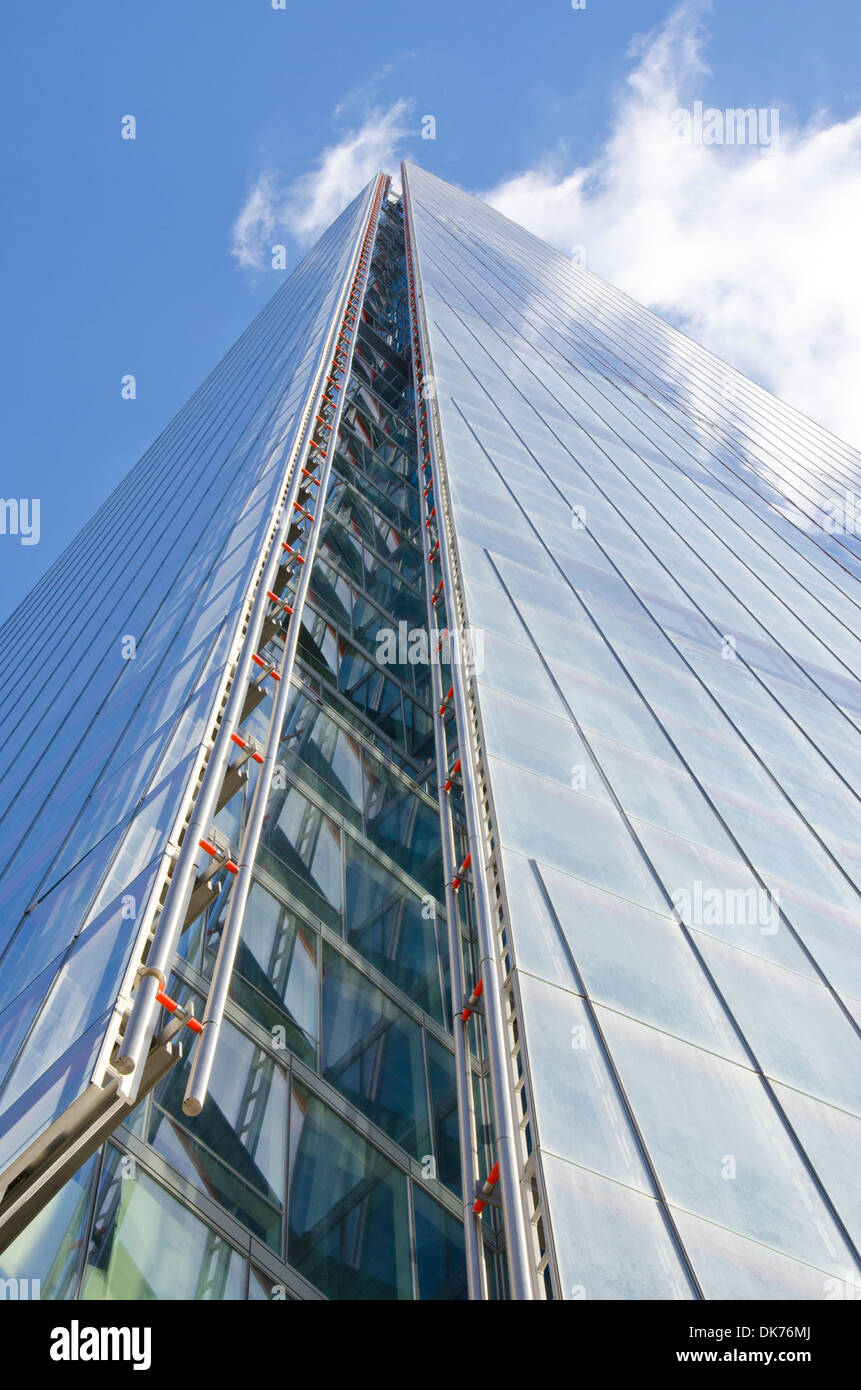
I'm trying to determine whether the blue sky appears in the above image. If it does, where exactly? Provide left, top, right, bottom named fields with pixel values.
left=2, top=0, right=860, bottom=618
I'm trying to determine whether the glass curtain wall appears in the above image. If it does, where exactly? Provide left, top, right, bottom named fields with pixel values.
left=0, top=195, right=497, bottom=1302
left=402, top=160, right=861, bottom=1302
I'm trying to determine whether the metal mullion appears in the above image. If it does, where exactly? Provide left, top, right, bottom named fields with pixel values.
left=69, top=1138, right=107, bottom=1302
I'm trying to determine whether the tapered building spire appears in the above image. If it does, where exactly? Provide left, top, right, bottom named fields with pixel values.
left=1, top=164, right=859, bottom=1301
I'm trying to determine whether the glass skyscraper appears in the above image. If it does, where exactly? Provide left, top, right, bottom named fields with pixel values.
left=0, top=162, right=859, bottom=1302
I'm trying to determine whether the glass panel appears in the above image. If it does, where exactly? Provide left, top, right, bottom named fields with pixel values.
left=540, top=1153, right=694, bottom=1299
left=0, top=882, right=144, bottom=1118
left=0, top=1015, right=109, bottom=1175
left=258, top=783, right=342, bottom=930
left=633, top=820, right=818, bottom=975
left=694, top=935, right=861, bottom=1115
left=0, top=823, right=125, bottom=991
left=594, top=1006, right=859, bottom=1279
left=345, top=838, right=444, bottom=1022
left=488, top=756, right=666, bottom=913
left=413, top=1185, right=467, bottom=1299
left=479, top=684, right=613, bottom=804
left=287, top=1082, right=412, bottom=1300
left=674, top=1207, right=854, bottom=1301
left=321, top=944, right=430, bottom=1158
left=149, top=1016, right=287, bottom=1251
left=80, top=1146, right=245, bottom=1299
left=248, top=1267, right=291, bottom=1300
left=279, top=689, right=364, bottom=828
left=771, top=1082, right=861, bottom=1250
left=0, top=961, right=62, bottom=1097
left=516, top=972, right=651, bottom=1191
left=426, top=1036, right=462, bottom=1198
left=538, top=861, right=748, bottom=1063
left=0, top=1151, right=98, bottom=1300
left=203, top=879, right=318, bottom=1066
left=498, top=848, right=581, bottom=992
left=362, top=753, right=444, bottom=896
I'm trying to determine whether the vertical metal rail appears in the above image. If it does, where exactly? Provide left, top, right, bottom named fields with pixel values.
left=114, top=175, right=389, bottom=1100
left=404, top=259, right=488, bottom=1300
left=401, top=169, right=535, bottom=1300
left=182, top=179, right=388, bottom=1113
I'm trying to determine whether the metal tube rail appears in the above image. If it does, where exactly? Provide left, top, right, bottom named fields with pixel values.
left=182, top=179, right=388, bottom=1115
left=402, top=166, right=535, bottom=1300
left=408, top=301, right=488, bottom=1299
left=114, top=176, right=388, bottom=1097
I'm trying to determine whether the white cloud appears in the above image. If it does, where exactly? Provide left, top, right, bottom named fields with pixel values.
left=231, top=101, right=411, bottom=270
left=230, top=173, right=278, bottom=271
left=483, top=3, right=861, bottom=450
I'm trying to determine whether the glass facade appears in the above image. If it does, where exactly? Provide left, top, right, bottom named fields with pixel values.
left=402, top=160, right=861, bottom=1300
left=0, top=182, right=492, bottom=1302
left=1, top=160, right=859, bottom=1300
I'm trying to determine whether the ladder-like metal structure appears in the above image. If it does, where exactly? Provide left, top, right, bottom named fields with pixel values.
left=402, top=166, right=537, bottom=1299
left=1, top=175, right=539, bottom=1302
left=0, top=174, right=390, bottom=1251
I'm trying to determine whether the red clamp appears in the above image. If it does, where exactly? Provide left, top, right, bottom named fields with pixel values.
left=198, top=838, right=239, bottom=875
left=266, top=589, right=294, bottom=617
left=251, top=652, right=281, bottom=682
left=461, top=978, right=483, bottom=1022
left=230, top=732, right=264, bottom=765
left=155, top=991, right=203, bottom=1035
left=443, top=757, right=461, bottom=794
left=473, top=1163, right=500, bottom=1216
left=452, top=852, right=471, bottom=892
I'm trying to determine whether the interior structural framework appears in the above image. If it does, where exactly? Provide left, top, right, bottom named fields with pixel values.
left=0, top=162, right=859, bottom=1302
